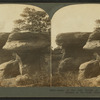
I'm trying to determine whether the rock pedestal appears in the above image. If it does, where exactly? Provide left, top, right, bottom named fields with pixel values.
left=1, top=32, right=50, bottom=86
left=55, top=32, right=93, bottom=72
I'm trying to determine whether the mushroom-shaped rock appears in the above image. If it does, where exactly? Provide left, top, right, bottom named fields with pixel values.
left=83, top=28, right=100, bottom=50
left=0, top=32, right=14, bottom=66
left=55, top=32, right=93, bottom=72
left=2, top=32, right=50, bottom=79
left=3, top=32, right=50, bottom=51
left=0, top=32, right=10, bottom=49
left=56, top=32, right=91, bottom=48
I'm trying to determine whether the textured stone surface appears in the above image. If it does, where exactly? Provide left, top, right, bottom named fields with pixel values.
left=0, top=32, right=10, bottom=49
left=55, top=32, right=93, bottom=73
left=83, top=28, right=100, bottom=50
left=78, top=60, right=100, bottom=80
left=0, top=60, right=20, bottom=79
left=56, top=32, right=91, bottom=48
left=3, top=32, right=50, bottom=51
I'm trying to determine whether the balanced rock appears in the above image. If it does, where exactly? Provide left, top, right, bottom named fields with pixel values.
left=55, top=32, right=93, bottom=72
left=2, top=32, right=50, bottom=77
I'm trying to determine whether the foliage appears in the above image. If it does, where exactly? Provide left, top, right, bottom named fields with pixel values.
left=13, top=7, right=50, bottom=33
left=52, top=71, right=94, bottom=87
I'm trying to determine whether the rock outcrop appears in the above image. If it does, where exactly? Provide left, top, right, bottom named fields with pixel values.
left=0, top=60, right=20, bottom=79
left=2, top=32, right=50, bottom=85
left=0, top=32, right=10, bottom=49
left=83, top=28, right=100, bottom=51
left=77, top=28, right=100, bottom=86
left=55, top=32, right=93, bottom=72
left=78, top=60, right=100, bottom=80
left=0, top=32, right=12, bottom=64
left=3, top=32, right=50, bottom=51
left=56, top=32, right=91, bottom=49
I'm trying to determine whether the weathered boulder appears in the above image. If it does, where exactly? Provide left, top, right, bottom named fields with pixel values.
left=58, top=53, right=93, bottom=73
left=83, top=28, right=100, bottom=50
left=0, top=32, right=10, bottom=49
left=59, top=58, right=74, bottom=72
left=0, top=60, right=20, bottom=79
left=78, top=60, right=100, bottom=80
left=3, top=32, right=50, bottom=51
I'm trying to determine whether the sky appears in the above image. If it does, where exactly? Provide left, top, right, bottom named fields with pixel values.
left=0, top=4, right=44, bottom=32
left=51, top=4, right=100, bottom=49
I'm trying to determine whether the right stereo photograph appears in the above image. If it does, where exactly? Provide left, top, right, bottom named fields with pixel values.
left=51, top=4, right=100, bottom=87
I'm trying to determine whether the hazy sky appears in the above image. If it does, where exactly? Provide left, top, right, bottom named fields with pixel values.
left=0, top=4, right=43, bottom=32
left=51, top=4, right=100, bottom=49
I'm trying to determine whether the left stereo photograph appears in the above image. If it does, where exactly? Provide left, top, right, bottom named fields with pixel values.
left=0, top=4, right=51, bottom=87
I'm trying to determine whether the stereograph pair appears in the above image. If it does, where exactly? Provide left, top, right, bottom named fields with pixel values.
left=0, top=4, right=100, bottom=87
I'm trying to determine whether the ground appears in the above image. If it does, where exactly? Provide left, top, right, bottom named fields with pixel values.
left=52, top=71, right=95, bottom=87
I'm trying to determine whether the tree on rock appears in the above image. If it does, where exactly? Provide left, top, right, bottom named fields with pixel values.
left=13, top=7, right=50, bottom=33
left=13, top=19, right=25, bottom=32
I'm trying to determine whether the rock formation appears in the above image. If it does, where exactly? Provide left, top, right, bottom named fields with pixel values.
left=78, top=60, right=100, bottom=80
left=0, top=32, right=10, bottom=49
left=0, top=32, right=13, bottom=64
left=78, top=28, right=100, bottom=86
left=55, top=32, right=93, bottom=73
left=83, top=28, right=100, bottom=51
left=2, top=32, right=50, bottom=86
left=0, top=60, right=20, bottom=79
